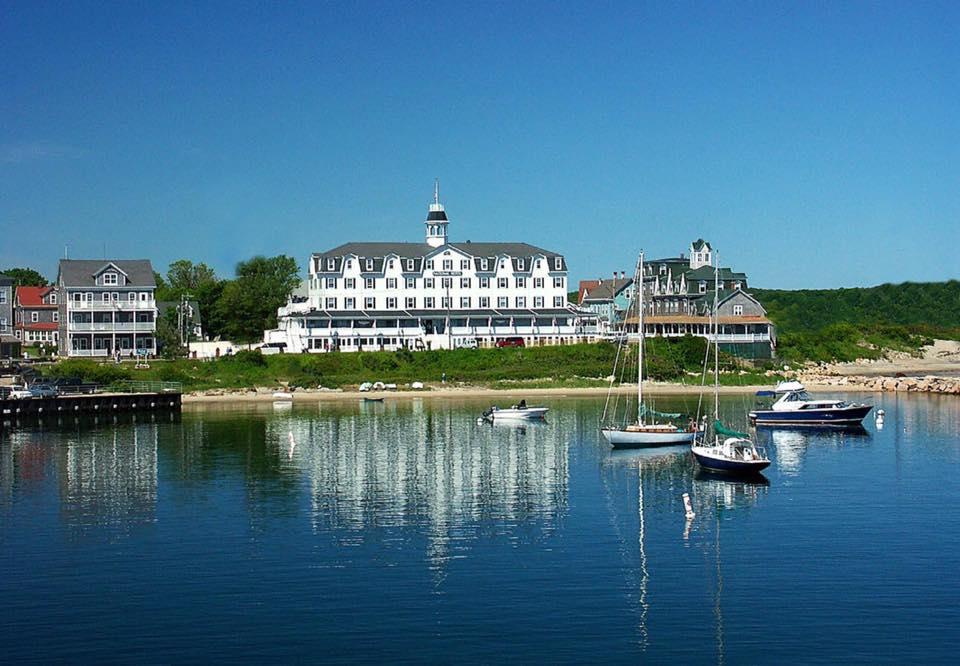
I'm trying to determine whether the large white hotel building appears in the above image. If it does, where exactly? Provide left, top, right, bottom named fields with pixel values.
left=267, top=185, right=597, bottom=352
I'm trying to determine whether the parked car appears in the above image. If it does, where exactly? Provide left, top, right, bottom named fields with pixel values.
left=4, top=386, right=33, bottom=400
left=51, top=377, right=99, bottom=394
left=29, top=383, right=58, bottom=398
left=495, top=337, right=525, bottom=348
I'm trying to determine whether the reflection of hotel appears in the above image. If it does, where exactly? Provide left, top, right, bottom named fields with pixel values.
left=268, top=404, right=572, bottom=560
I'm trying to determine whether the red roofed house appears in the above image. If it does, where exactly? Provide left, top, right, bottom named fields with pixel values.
left=14, top=286, right=60, bottom=346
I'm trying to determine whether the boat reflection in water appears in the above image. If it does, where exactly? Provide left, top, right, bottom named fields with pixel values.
left=755, top=425, right=870, bottom=476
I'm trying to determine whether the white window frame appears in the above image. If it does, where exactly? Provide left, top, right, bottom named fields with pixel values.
left=424, top=297, right=435, bottom=308
left=365, top=277, right=375, bottom=290
left=387, top=278, right=397, bottom=289
left=442, top=259, right=453, bottom=270
left=733, top=305, right=744, bottom=316
left=479, top=296, right=490, bottom=308
left=534, top=277, right=544, bottom=289
left=460, top=297, right=471, bottom=308
left=405, top=297, right=416, bottom=309
left=365, top=259, right=374, bottom=271
left=553, top=296, right=564, bottom=307
left=480, top=258, right=489, bottom=271
left=554, top=257, right=562, bottom=270
left=31, top=311, right=39, bottom=323
left=515, top=296, right=526, bottom=308
left=345, top=278, right=356, bottom=289
left=327, top=258, right=335, bottom=270
left=516, top=277, right=526, bottom=289
left=553, top=277, right=564, bottom=289
left=364, top=297, right=375, bottom=310
left=480, top=277, right=490, bottom=289
left=326, top=277, right=337, bottom=289
left=386, top=297, right=397, bottom=309
left=460, top=277, right=471, bottom=289
left=325, top=297, right=337, bottom=310
left=405, top=277, right=416, bottom=289
left=534, top=296, right=544, bottom=308
left=498, top=277, right=508, bottom=289
left=345, top=297, right=356, bottom=309
left=406, top=259, right=415, bottom=271
left=425, top=278, right=434, bottom=289
left=441, top=297, right=452, bottom=308
left=497, top=297, right=508, bottom=308
left=102, top=272, right=118, bottom=286
left=460, top=259, right=470, bottom=270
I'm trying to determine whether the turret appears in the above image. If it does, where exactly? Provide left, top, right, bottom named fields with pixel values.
left=425, top=179, right=448, bottom=248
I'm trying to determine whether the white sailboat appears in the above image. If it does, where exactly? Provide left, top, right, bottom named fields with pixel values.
left=600, top=251, right=697, bottom=448
left=691, top=252, right=770, bottom=474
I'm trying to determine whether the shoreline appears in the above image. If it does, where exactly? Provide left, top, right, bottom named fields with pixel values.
left=181, top=381, right=880, bottom=406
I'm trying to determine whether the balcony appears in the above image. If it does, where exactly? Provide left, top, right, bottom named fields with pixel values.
left=68, top=322, right=156, bottom=332
left=68, top=301, right=156, bottom=311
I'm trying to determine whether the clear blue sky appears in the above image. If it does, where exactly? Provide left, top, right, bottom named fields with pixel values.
left=2, top=1, right=958, bottom=289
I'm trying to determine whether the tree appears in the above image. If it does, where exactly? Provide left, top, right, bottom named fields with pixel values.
left=216, top=255, right=300, bottom=343
left=156, top=260, right=226, bottom=340
left=155, top=307, right=186, bottom=359
left=166, top=260, right=217, bottom=294
left=1, top=267, right=48, bottom=287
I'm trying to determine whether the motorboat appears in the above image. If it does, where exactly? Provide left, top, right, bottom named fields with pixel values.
left=481, top=404, right=549, bottom=421
left=749, top=381, right=872, bottom=427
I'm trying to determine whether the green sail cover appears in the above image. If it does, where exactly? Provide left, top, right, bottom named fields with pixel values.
left=640, top=404, right=683, bottom=419
left=714, top=419, right=749, bottom=439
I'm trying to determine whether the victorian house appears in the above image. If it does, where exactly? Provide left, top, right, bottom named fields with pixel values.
left=14, top=286, right=60, bottom=345
left=56, top=259, right=158, bottom=357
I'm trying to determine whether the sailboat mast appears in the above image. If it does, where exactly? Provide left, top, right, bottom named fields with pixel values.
left=713, top=251, right=720, bottom=419
left=637, top=251, right=644, bottom=423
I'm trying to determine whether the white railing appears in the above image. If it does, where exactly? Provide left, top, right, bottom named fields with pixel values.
left=68, top=349, right=110, bottom=357
left=68, top=322, right=156, bottom=332
left=68, top=301, right=156, bottom=311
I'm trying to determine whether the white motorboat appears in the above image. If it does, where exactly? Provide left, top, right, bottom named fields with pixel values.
left=482, top=404, right=549, bottom=421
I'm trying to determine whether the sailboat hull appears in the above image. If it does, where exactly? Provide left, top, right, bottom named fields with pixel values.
left=691, top=447, right=771, bottom=474
left=602, top=428, right=695, bottom=448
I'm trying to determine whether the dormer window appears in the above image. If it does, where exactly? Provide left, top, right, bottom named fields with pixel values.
left=699, top=281, right=707, bottom=293
left=388, top=259, right=394, bottom=269
left=407, top=259, right=414, bottom=271
left=480, top=259, right=489, bottom=271
left=554, top=257, right=562, bottom=270
left=327, top=258, right=335, bottom=271
left=102, top=272, right=118, bottom=286
left=735, top=281, right=742, bottom=290
left=346, top=259, right=352, bottom=268
left=660, top=265, right=666, bottom=274
left=518, top=259, right=525, bottom=271
left=365, top=259, right=374, bottom=271
left=535, top=259, right=542, bottom=269
left=49, top=293, right=57, bottom=304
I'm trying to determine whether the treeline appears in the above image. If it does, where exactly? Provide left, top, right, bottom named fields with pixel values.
left=753, top=281, right=960, bottom=362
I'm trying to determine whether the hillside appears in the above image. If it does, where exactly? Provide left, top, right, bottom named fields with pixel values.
left=753, top=280, right=960, bottom=332
left=753, top=280, right=960, bottom=362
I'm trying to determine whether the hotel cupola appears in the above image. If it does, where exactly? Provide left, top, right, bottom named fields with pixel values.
left=425, top=179, right=449, bottom=248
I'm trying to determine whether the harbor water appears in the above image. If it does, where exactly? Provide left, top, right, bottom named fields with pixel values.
left=1, top=393, right=958, bottom=663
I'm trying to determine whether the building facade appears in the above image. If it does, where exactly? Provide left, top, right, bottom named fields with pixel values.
left=0, top=276, right=19, bottom=358
left=56, top=260, right=158, bottom=357
left=578, top=274, right=634, bottom=334
left=267, top=186, right=597, bottom=352
left=634, top=240, right=775, bottom=358
left=14, top=286, right=60, bottom=345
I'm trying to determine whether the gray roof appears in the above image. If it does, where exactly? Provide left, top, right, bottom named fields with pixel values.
left=583, top=277, right=633, bottom=301
left=313, top=242, right=564, bottom=273
left=0, top=276, right=13, bottom=286
left=58, top=260, right=156, bottom=288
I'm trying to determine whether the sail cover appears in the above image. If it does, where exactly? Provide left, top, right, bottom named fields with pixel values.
left=640, top=404, right=683, bottom=419
left=714, top=419, right=749, bottom=439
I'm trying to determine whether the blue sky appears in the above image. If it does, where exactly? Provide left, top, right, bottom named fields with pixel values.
left=1, top=1, right=958, bottom=289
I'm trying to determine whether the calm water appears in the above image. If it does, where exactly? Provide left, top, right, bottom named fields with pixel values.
left=1, top=393, right=959, bottom=664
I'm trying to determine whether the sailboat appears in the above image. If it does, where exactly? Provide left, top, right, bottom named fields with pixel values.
left=691, top=252, right=771, bottom=474
left=600, top=251, right=697, bottom=448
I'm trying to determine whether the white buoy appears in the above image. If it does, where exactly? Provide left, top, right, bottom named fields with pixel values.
left=682, top=493, right=695, bottom=519
left=877, top=409, right=886, bottom=417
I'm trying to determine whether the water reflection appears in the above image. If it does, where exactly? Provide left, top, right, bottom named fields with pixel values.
left=757, top=426, right=870, bottom=476
left=266, top=403, right=573, bottom=569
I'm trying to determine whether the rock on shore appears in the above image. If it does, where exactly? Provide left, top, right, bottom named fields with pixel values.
left=800, top=373, right=960, bottom=394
